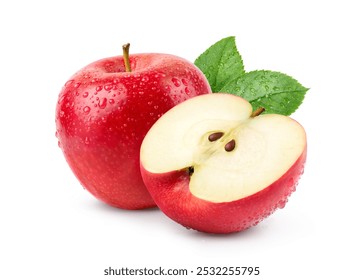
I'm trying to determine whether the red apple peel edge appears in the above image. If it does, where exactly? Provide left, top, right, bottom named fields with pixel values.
left=140, top=144, right=307, bottom=234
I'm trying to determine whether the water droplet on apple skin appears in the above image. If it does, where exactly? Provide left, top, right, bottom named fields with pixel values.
left=164, top=85, right=171, bottom=93
left=104, top=83, right=113, bottom=91
left=142, top=76, right=149, bottom=83
left=98, top=98, right=107, bottom=109
left=181, top=78, right=188, bottom=86
left=83, top=106, right=91, bottom=114
left=277, top=199, right=287, bottom=209
left=172, top=78, right=181, bottom=87
left=58, top=95, right=65, bottom=104
left=64, top=80, right=74, bottom=87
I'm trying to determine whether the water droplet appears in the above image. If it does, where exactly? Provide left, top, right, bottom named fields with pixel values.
left=58, top=95, right=65, bottom=104
left=249, top=88, right=257, bottom=94
left=59, top=111, right=65, bottom=118
left=153, top=105, right=159, bottom=110
left=83, top=92, right=89, bottom=98
left=172, top=78, right=181, bottom=87
left=109, top=99, right=115, bottom=104
left=96, top=86, right=102, bottom=92
left=101, top=116, right=107, bottom=123
left=164, top=85, right=171, bottom=93
left=58, top=141, right=61, bottom=148
left=264, top=85, right=270, bottom=91
left=184, top=87, right=190, bottom=94
left=83, top=106, right=91, bottom=114
left=74, top=82, right=81, bottom=88
left=65, top=80, right=74, bottom=87
left=277, top=200, right=287, bottom=209
left=104, top=83, right=113, bottom=91
left=84, top=137, right=90, bottom=145
left=113, top=78, right=120, bottom=84
left=142, top=76, right=149, bottom=82
left=98, top=98, right=107, bottom=109
left=181, top=78, right=188, bottom=86
left=273, top=86, right=279, bottom=91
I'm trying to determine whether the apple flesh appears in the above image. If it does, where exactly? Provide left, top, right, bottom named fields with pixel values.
left=140, top=94, right=306, bottom=233
left=56, top=53, right=211, bottom=209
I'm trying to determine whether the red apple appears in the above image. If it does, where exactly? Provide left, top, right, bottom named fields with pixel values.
left=55, top=45, right=211, bottom=209
left=140, top=94, right=307, bottom=233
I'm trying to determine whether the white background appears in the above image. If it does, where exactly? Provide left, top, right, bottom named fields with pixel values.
left=1, top=0, right=363, bottom=279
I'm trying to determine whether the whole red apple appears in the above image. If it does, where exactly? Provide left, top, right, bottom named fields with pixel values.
left=140, top=94, right=306, bottom=233
left=56, top=45, right=211, bottom=209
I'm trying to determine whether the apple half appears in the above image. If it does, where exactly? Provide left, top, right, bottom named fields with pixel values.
left=140, top=93, right=307, bottom=233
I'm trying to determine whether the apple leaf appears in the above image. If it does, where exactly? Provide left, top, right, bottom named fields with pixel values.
left=220, top=70, right=308, bottom=115
left=195, top=37, right=309, bottom=115
left=194, top=36, right=244, bottom=92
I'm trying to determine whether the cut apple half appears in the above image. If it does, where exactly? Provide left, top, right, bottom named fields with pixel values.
left=140, top=93, right=307, bottom=233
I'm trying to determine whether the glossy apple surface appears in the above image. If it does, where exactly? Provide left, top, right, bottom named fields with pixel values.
left=140, top=94, right=306, bottom=233
left=56, top=53, right=211, bottom=209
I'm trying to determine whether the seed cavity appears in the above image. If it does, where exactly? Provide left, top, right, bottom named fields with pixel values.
left=208, top=132, right=224, bottom=142
left=188, top=166, right=194, bottom=176
left=224, top=139, right=236, bottom=152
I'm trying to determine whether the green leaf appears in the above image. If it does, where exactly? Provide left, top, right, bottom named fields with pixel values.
left=220, top=70, right=308, bottom=116
left=194, top=36, right=244, bottom=92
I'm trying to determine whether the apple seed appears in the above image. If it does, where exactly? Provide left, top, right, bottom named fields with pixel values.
left=208, top=132, right=224, bottom=142
left=224, top=139, right=236, bottom=152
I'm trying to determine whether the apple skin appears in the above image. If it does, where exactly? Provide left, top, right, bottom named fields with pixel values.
left=56, top=53, right=211, bottom=209
left=140, top=145, right=306, bottom=233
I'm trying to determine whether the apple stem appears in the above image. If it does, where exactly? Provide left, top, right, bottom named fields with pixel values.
left=251, top=107, right=265, bottom=117
left=123, top=43, right=132, bottom=72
